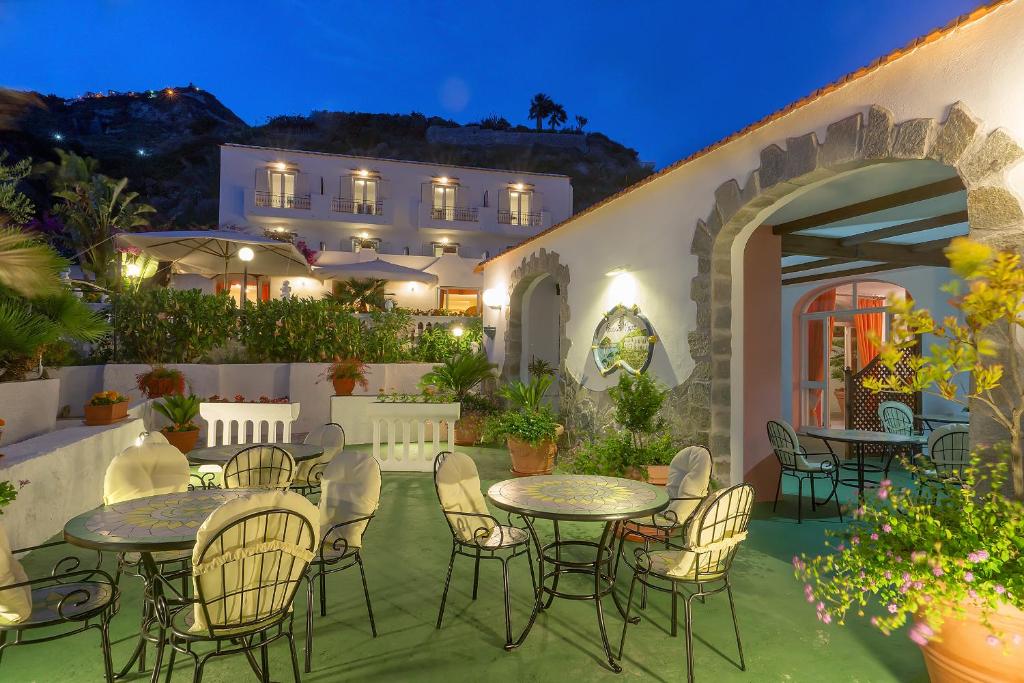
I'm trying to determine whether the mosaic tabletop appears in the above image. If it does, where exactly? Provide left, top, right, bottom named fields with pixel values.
left=487, top=475, right=668, bottom=522
left=64, top=489, right=250, bottom=553
left=186, top=442, right=323, bottom=466
left=802, top=427, right=927, bottom=446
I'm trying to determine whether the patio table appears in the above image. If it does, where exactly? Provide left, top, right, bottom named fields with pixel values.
left=801, top=427, right=927, bottom=500
left=915, top=413, right=968, bottom=430
left=487, top=475, right=668, bottom=673
left=63, top=489, right=249, bottom=682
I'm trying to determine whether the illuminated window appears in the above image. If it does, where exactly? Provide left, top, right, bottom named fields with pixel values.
left=432, top=182, right=457, bottom=220
left=352, top=237, right=381, bottom=253
left=268, top=170, right=295, bottom=208
left=215, top=276, right=270, bottom=305
left=508, top=188, right=532, bottom=225
left=432, top=242, right=459, bottom=256
left=352, top=176, right=380, bottom=215
left=439, top=287, right=480, bottom=314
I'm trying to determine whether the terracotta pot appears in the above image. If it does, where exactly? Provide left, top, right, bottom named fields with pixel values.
left=624, top=465, right=670, bottom=485
left=143, top=377, right=182, bottom=399
left=454, top=413, right=485, bottom=446
left=84, top=402, right=129, bottom=426
left=918, top=601, right=1024, bottom=682
left=332, top=377, right=357, bottom=396
left=162, top=427, right=199, bottom=454
left=508, top=436, right=556, bottom=476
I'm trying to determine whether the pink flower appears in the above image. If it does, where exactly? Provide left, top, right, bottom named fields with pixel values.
left=878, top=487, right=889, bottom=500
left=1013, top=634, right=1022, bottom=647
left=882, top=523, right=893, bottom=533
left=887, top=604, right=898, bottom=614
left=964, top=572, right=975, bottom=583
left=837, top=544, right=846, bottom=552
left=851, top=536, right=860, bottom=545
left=968, top=550, right=989, bottom=563
left=932, top=565, right=944, bottom=577
left=884, top=571, right=892, bottom=580
left=902, top=572, right=911, bottom=581
left=804, top=584, right=815, bottom=603
left=987, top=635, right=1000, bottom=647
left=871, top=533, right=879, bottom=541
left=996, top=585, right=1006, bottom=595
left=909, top=622, right=934, bottom=646
left=821, top=613, right=832, bottom=624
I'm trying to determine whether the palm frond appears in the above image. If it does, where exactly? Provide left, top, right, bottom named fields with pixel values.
left=0, top=298, right=57, bottom=356
left=0, top=228, right=67, bottom=298
left=31, top=291, right=109, bottom=343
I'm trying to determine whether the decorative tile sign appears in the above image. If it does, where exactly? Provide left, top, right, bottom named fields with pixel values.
left=591, top=304, right=657, bottom=376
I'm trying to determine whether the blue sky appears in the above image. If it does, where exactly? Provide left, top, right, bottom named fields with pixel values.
left=1, top=0, right=980, bottom=167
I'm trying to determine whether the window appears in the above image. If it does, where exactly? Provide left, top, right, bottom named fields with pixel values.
left=215, top=276, right=270, bottom=305
left=352, top=237, right=381, bottom=253
left=439, top=287, right=479, bottom=314
left=508, top=188, right=532, bottom=225
left=432, top=183, right=457, bottom=220
left=352, top=176, right=380, bottom=215
left=269, top=170, right=295, bottom=208
left=432, top=242, right=459, bottom=257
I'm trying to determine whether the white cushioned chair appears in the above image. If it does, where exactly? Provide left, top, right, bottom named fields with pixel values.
left=766, top=420, right=842, bottom=523
left=303, top=450, right=381, bottom=672
left=618, top=483, right=754, bottom=683
left=433, top=451, right=536, bottom=650
left=222, top=445, right=296, bottom=490
left=163, top=490, right=319, bottom=683
left=292, top=423, right=346, bottom=497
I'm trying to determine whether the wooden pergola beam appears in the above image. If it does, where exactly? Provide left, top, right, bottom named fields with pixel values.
left=781, top=234, right=950, bottom=266
left=839, top=210, right=968, bottom=246
left=780, top=257, right=851, bottom=275
left=782, top=262, right=909, bottom=286
left=772, top=177, right=965, bottom=235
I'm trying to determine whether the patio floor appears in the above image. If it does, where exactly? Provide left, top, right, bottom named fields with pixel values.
left=6, top=445, right=928, bottom=682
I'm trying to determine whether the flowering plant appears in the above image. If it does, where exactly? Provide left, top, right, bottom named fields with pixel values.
left=321, top=358, right=370, bottom=389
left=205, top=394, right=290, bottom=404
left=793, top=453, right=1024, bottom=647
left=89, top=390, right=129, bottom=406
left=376, top=388, right=454, bottom=404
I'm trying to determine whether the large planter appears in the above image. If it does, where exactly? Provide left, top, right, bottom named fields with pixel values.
left=618, top=465, right=672, bottom=542
left=332, top=377, right=357, bottom=396
left=508, top=437, right=557, bottom=476
left=162, top=428, right=200, bottom=454
left=84, top=402, right=129, bottom=426
left=918, top=602, right=1024, bottom=682
left=454, top=412, right=486, bottom=446
left=141, top=376, right=183, bottom=399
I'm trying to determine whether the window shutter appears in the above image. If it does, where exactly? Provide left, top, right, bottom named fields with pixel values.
left=295, top=172, right=310, bottom=197
left=498, top=188, right=510, bottom=212
left=254, top=168, right=269, bottom=192
left=339, top=176, right=350, bottom=200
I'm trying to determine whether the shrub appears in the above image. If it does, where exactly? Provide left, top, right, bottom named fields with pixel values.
left=240, top=297, right=362, bottom=362
left=362, top=310, right=412, bottom=362
left=484, top=404, right=559, bottom=446
left=413, top=319, right=482, bottom=362
left=112, top=289, right=236, bottom=363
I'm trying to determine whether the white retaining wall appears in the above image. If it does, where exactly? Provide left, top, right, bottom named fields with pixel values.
left=0, top=378, right=60, bottom=445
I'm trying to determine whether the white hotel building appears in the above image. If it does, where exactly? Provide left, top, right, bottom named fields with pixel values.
left=215, top=143, right=573, bottom=312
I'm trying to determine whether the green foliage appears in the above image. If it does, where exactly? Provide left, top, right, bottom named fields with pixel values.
left=412, top=319, right=482, bottom=362
left=794, top=453, right=1024, bottom=645
left=0, top=290, right=108, bottom=379
left=323, top=358, right=369, bottom=389
left=527, top=356, right=556, bottom=378
left=460, top=392, right=499, bottom=416
left=0, top=151, right=35, bottom=226
left=484, top=404, right=559, bottom=446
left=329, top=277, right=387, bottom=312
left=112, top=289, right=236, bottom=363
left=419, top=352, right=495, bottom=401
left=608, top=371, right=668, bottom=436
left=153, top=393, right=200, bottom=431
left=362, top=309, right=412, bottom=362
left=0, top=479, right=28, bottom=514
left=0, top=228, right=68, bottom=299
left=500, top=375, right=554, bottom=412
left=241, top=297, right=362, bottom=362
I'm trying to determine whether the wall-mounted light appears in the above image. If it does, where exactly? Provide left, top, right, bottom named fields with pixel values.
left=274, top=162, right=287, bottom=171
left=605, top=266, right=629, bottom=277
left=438, top=176, right=449, bottom=185
left=482, top=288, right=510, bottom=309
left=513, top=182, right=525, bottom=191
left=408, top=282, right=418, bottom=293
left=358, top=169, right=370, bottom=177
left=440, top=236, right=449, bottom=245
left=359, top=231, right=370, bottom=239
left=607, top=271, right=637, bottom=308
left=451, top=325, right=465, bottom=337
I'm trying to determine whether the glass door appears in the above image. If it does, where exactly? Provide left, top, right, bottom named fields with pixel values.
left=353, top=177, right=379, bottom=214
left=508, top=189, right=532, bottom=225
left=432, top=184, right=456, bottom=220
left=269, top=171, right=295, bottom=208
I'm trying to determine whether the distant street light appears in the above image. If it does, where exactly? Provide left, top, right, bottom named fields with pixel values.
left=238, top=247, right=254, bottom=307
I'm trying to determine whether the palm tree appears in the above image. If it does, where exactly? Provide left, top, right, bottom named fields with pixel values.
left=329, top=277, right=388, bottom=312
left=528, top=93, right=555, bottom=131
left=0, top=153, right=65, bottom=298
left=35, top=148, right=101, bottom=193
left=53, top=175, right=155, bottom=287
left=547, top=103, right=567, bottom=130
left=574, top=115, right=588, bottom=132
left=419, top=352, right=496, bottom=401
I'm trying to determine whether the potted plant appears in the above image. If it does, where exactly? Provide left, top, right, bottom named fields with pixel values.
left=485, top=375, right=561, bottom=475
left=135, top=366, right=185, bottom=399
left=153, top=394, right=201, bottom=453
left=84, top=391, right=129, bottom=425
left=419, top=352, right=497, bottom=446
left=323, top=358, right=369, bottom=396
left=610, top=371, right=675, bottom=484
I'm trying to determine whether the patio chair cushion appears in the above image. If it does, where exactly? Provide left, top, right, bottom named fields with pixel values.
left=435, top=452, right=496, bottom=543
left=103, top=433, right=190, bottom=505
left=296, top=424, right=346, bottom=487
left=794, top=458, right=835, bottom=473
left=318, top=451, right=381, bottom=551
left=474, top=525, right=529, bottom=549
left=0, top=524, right=31, bottom=624
left=190, top=490, right=319, bottom=633
left=660, top=446, right=713, bottom=525
left=12, top=581, right=115, bottom=628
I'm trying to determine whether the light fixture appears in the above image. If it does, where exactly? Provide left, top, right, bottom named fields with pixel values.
left=605, top=267, right=629, bottom=277
left=136, top=148, right=147, bottom=157
left=274, top=226, right=286, bottom=233
left=408, top=282, right=417, bottom=293
left=275, top=162, right=287, bottom=171
left=438, top=176, right=449, bottom=185
left=359, top=231, right=369, bottom=239
left=607, top=271, right=638, bottom=308
left=482, top=288, right=510, bottom=309
left=164, top=88, right=175, bottom=96
left=440, top=237, right=449, bottom=245
left=451, top=325, right=465, bottom=338
left=514, top=182, right=524, bottom=191
left=53, top=132, right=63, bottom=141
left=238, top=247, right=254, bottom=307
left=125, top=262, right=142, bottom=278
left=358, top=169, right=369, bottom=177
left=238, top=247, right=255, bottom=262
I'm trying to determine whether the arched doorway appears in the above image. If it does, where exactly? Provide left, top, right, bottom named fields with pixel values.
left=519, top=273, right=561, bottom=385
left=502, top=248, right=571, bottom=385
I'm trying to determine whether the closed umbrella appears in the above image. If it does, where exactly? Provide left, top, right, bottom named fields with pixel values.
left=312, top=259, right=438, bottom=284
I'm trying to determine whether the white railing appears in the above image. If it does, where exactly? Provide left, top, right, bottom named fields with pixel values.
left=366, top=402, right=460, bottom=472
left=199, top=402, right=301, bottom=446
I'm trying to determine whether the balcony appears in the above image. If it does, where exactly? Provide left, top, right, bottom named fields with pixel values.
left=497, top=209, right=542, bottom=227
left=431, top=206, right=479, bottom=222
left=332, top=197, right=384, bottom=216
left=254, top=191, right=310, bottom=210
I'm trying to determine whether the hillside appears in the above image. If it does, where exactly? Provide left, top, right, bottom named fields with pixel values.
left=0, top=86, right=653, bottom=226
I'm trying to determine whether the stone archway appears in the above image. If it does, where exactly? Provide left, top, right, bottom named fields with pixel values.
left=683, top=102, right=1024, bottom=482
left=503, top=248, right=571, bottom=381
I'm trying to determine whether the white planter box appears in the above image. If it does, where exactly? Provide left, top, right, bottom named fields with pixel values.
left=0, top=378, right=59, bottom=446
left=366, top=401, right=460, bottom=472
left=199, top=401, right=301, bottom=446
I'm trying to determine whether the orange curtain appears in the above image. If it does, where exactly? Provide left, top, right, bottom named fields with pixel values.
left=806, top=290, right=836, bottom=424
left=855, top=297, right=885, bottom=369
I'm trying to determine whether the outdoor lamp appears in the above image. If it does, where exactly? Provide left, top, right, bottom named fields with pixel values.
left=482, top=288, right=509, bottom=309
left=607, top=270, right=637, bottom=308
left=452, top=325, right=464, bottom=337
left=238, top=247, right=254, bottom=307
left=125, top=262, right=142, bottom=278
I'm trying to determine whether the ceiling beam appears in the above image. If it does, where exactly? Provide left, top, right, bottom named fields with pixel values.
left=781, top=234, right=950, bottom=266
left=782, top=262, right=909, bottom=286
left=780, top=257, right=852, bottom=275
left=840, top=210, right=968, bottom=246
left=772, top=177, right=965, bottom=235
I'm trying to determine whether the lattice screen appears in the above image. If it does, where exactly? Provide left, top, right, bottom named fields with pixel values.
left=844, top=344, right=921, bottom=455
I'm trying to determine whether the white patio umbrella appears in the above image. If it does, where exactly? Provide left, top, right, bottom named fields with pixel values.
left=312, top=259, right=438, bottom=284
left=115, top=230, right=312, bottom=287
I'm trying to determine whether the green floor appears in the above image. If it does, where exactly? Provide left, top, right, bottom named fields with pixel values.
left=5, top=446, right=928, bottom=682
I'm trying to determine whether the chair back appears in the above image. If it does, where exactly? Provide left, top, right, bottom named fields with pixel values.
left=684, top=483, right=754, bottom=580
left=766, top=420, right=803, bottom=470
left=879, top=401, right=915, bottom=436
left=664, top=446, right=713, bottom=524
left=927, top=424, right=970, bottom=480
left=103, top=433, right=191, bottom=505
left=223, top=445, right=295, bottom=490
left=190, top=490, right=318, bottom=636
left=319, top=451, right=381, bottom=550
left=295, top=423, right=346, bottom=488
left=433, top=451, right=495, bottom=543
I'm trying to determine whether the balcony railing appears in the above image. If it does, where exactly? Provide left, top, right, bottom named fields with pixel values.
left=497, top=209, right=543, bottom=227
left=431, top=206, right=478, bottom=222
left=332, top=197, right=384, bottom=215
left=254, top=191, right=310, bottom=210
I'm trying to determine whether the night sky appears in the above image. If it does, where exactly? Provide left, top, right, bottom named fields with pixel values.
left=1, top=0, right=981, bottom=167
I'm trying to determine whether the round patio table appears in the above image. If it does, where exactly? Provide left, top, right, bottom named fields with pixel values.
left=186, top=442, right=323, bottom=466
left=487, top=475, right=668, bottom=673
left=915, top=413, right=969, bottom=430
left=801, top=427, right=927, bottom=500
left=64, top=489, right=249, bottom=682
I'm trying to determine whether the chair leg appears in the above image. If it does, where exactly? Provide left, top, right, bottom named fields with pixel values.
left=810, top=476, right=817, bottom=510
left=796, top=477, right=804, bottom=524
left=100, top=617, right=115, bottom=683
left=286, top=627, right=302, bottom=683
left=772, top=471, right=782, bottom=512
left=671, top=582, right=679, bottom=637
left=727, top=581, right=746, bottom=671
left=356, top=551, right=377, bottom=637
left=832, top=475, right=844, bottom=521
left=260, top=631, right=271, bottom=683
left=304, top=574, right=315, bottom=673
left=164, top=643, right=176, bottom=683
left=472, top=548, right=481, bottom=600
left=501, top=557, right=513, bottom=648
left=192, top=652, right=208, bottom=683
left=617, top=573, right=639, bottom=659
left=640, top=538, right=651, bottom=610
left=436, top=547, right=457, bottom=629
left=318, top=569, right=327, bottom=618
left=683, top=593, right=696, bottom=683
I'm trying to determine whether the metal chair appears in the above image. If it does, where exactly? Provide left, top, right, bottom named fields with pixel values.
left=915, top=424, right=970, bottom=491
left=432, top=451, right=536, bottom=650
left=0, top=540, right=118, bottom=682
left=618, top=483, right=754, bottom=683
left=878, top=401, right=915, bottom=436
left=766, top=420, right=842, bottom=523
left=292, top=423, right=346, bottom=497
left=223, top=445, right=296, bottom=490
left=304, top=450, right=380, bottom=672
left=162, top=492, right=318, bottom=683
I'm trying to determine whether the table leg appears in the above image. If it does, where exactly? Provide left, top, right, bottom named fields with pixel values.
left=594, top=521, right=622, bottom=673
left=113, top=553, right=168, bottom=682
left=857, top=443, right=866, bottom=502
left=545, top=520, right=561, bottom=610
